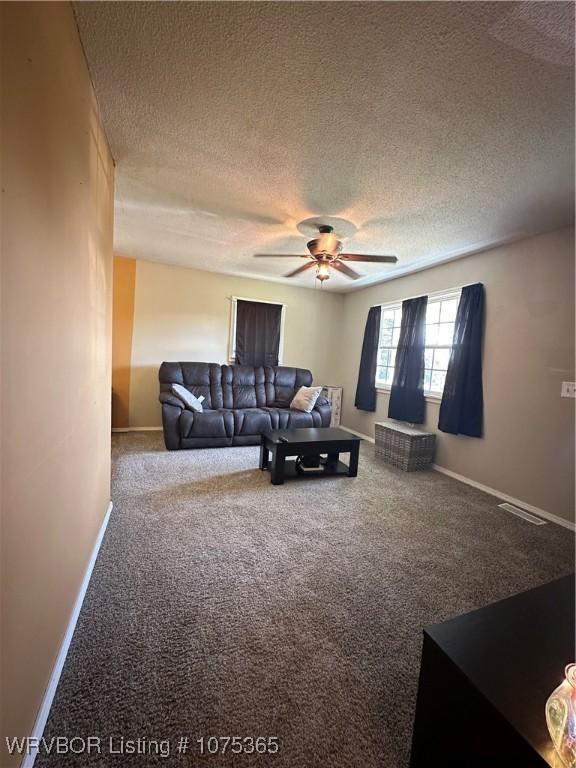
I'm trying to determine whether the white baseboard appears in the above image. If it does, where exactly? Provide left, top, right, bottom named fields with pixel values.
left=111, top=427, right=162, bottom=433
left=341, top=424, right=573, bottom=532
left=22, top=501, right=113, bottom=768
left=340, top=424, right=375, bottom=443
left=432, top=464, right=574, bottom=532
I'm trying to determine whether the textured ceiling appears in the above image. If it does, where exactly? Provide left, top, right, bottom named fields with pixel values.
left=75, top=1, right=574, bottom=292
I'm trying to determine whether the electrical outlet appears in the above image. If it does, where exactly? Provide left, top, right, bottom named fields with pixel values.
left=561, top=382, right=576, bottom=398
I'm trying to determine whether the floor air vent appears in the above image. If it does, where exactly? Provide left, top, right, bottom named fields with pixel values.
left=498, top=502, right=547, bottom=525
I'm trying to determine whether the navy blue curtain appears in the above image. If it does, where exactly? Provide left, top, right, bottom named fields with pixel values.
left=354, top=306, right=381, bottom=412
left=236, top=300, right=282, bottom=366
left=388, top=296, right=427, bottom=423
left=438, top=283, right=484, bottom=437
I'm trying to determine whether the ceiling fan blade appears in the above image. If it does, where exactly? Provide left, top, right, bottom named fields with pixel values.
left=284, top=261, right=316, bottom=278
left=253, top=253, right=305, bottom=258
left=339, top=254, right=398, bottom=263
left=331, top=261, right=362, bottom=280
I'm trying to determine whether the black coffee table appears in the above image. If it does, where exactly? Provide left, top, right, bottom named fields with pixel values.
left=410, top=575, right=575, bottom=767
left=259, top=427, right=361, bottom=485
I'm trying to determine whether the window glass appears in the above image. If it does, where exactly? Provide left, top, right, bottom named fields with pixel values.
left=375, top=291, right=461, bottom=395
left=375, top=303, right=402, bottom=388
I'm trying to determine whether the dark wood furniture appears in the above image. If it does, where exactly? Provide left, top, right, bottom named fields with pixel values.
left=410, top=575, right=575, bottom=768
left=259, top=427, right=361, bottom=485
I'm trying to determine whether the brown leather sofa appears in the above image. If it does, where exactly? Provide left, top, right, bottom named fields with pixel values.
left=159, top=362, right=332, bottom=449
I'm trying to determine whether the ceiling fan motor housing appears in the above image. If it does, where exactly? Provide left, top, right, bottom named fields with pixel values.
left=307, top=225, right=343, bottom=258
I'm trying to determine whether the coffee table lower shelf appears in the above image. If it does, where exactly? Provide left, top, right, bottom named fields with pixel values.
left=273, top=459, right=351, bottom=481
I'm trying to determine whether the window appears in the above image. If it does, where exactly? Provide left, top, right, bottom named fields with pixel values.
left=375, top=289, right=461, bottom=396
left=229, top=296, right=286, bottom=364
left=376, top=303, right=402, bottom=388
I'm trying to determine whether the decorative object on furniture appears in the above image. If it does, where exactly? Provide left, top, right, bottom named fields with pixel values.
left=290, top=385, right=322, bottom=412
left=170, top=383, right=204, bottom=412
left=545, top=663, right=576, bottom=768
left=410, top=575, right=575, bottom=768
left=321, top=386, right=342, bottom=426
left=234, top=299, right=282, bottom=366
left=375, top=420, right=435, bottom=471
left=159, top=363, right=331, bottom=450
left=439, top=282, right=485, bottom=437
left=388, top=295, right=428, bottom=423
left=355, top=305, right=381, bottom=412
left=259, top=427, right=361, bottom=485
left=254, top=220, right=398, bottom=284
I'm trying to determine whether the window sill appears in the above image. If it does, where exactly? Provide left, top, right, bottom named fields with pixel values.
left=376, top=386, right=442, bottom=403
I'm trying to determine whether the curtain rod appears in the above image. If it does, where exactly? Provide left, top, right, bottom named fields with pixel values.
left=370, top=282, right=479, bottom=309
left=230, top=295, right=286, bottom=306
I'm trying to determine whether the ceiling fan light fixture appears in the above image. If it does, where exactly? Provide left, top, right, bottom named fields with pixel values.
left=316, top=262, right=331, bottom=282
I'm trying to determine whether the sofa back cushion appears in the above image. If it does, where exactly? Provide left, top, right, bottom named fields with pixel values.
left=222, top=365, right=267, bottom=409
left=159, top=363, right=314, bottom=410
left=267, top=366, right=313, bottom=407
left=159, top=362, right=223, bottom=409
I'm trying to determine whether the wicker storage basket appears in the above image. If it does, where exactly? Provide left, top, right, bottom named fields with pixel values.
left=375, top=421, right=436, bottom=471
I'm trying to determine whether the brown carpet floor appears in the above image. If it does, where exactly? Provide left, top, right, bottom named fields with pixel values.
left=37, top=432, right=574, bottom=767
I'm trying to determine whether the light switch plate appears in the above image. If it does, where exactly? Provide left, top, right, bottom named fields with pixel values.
left=561, top=382, right=576, bottom=398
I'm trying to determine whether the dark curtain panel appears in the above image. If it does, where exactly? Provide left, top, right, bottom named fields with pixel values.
left=235, top=300, right=282, bottom=366
left=439, top=283, right=484, bottom=437
left=354, top=306, right=381, bottom=412
left=388, top=296, right=428, bottom=423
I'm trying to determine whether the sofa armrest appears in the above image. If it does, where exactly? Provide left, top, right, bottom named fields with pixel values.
left=314, top=398, right=332, bottom=427
left=160, top=394, right=183, bottom=450
left=159, top=392, right=185, bottom=409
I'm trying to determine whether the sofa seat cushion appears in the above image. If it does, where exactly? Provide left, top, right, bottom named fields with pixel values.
left=261, top=407, right=324, bottom=429
left=232, top=408, right=276, bottom=436
left=179, top=409, right=234, bottom=440
left=260, top=407, right=282, bottom=429
left=284, top=409, right=323, bottom=428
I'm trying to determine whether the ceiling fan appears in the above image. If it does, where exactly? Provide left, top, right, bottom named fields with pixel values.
left=254, top=224, right=398, bottom=283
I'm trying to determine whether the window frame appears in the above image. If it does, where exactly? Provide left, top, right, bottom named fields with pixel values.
left=228, top=296, right=286, bottom=364
left=375, top=301, right=403, bottom=391
left=375, top=288, right=462, bottom=401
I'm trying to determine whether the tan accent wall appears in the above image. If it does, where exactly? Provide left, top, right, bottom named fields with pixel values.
left=128, top=260, right=344, bottom=428
left=112, top=256, right=136, bottom=427
left=0, top=4, right=114, bottom=763
left=337, top=228, right=575, bottom=523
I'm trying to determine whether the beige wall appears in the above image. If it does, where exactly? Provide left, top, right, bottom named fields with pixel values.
left=337, top=228, right=575, bottom=523
left=128, top=259, right=344, bottom=427
left=112, top=256, right=136, bottom=428
left=1, top=4, right=114, bottom=763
